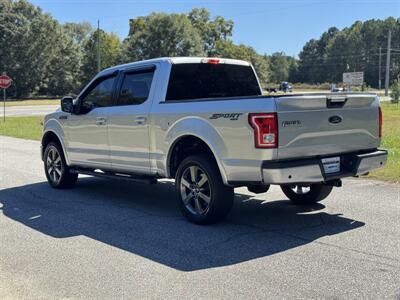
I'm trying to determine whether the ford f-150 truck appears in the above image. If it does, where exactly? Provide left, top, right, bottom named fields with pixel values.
left=42, top=57, right=388, bottom=224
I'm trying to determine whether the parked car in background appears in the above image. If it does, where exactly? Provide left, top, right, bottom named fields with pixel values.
left=279, top=81, right=292, bottom=92
left=331, top=84, right=343, bottom=92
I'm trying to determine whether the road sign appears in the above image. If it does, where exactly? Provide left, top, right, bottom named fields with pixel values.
left=1, top=74, right=12, bottom=122
left=343, top=72, right=364, bottom=86
left=0, top=75, right=12, bottom=89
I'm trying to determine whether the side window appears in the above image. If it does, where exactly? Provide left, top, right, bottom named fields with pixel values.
left=80, top=76, right=115, bottom=113
left=117, top=69, right=154, bottom=106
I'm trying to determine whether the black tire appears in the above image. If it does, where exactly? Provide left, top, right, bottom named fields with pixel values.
left=175, top=155, right=234, bottom=225
left=281, top=183, right=333, bottom=205
left=44, top=142, right=78, bottom=189
left=247, top=184, right=270, bottom=194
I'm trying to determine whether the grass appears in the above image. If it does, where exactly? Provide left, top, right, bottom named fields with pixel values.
left=3, top=99, right=59, bottom=107
left=368, top=102, right=400, bottom=183
left=0, top=116, right=43, bottom=140
left=0, top=103, right=398, bottom=182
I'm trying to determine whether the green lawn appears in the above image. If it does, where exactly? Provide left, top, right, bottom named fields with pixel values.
left=367, top=102, right=400, bottom=182
left=0, top=116, right=43, bottom=140
left=0, top=104, right=399, bottom=182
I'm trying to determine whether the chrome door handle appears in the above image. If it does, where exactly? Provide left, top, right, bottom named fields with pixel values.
left=135, top=116, right=147, bottom=124
left=96, top=117, right=107, bottom=126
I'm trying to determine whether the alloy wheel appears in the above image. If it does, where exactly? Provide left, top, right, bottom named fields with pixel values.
left=180, top=165, right=212, bottom=215
left=46, top=146, right=63, bottom=184
left=290, top=185, right=311, bottom=194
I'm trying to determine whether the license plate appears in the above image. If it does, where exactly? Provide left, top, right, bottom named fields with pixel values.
left=321, top=156, right=341, bottom=174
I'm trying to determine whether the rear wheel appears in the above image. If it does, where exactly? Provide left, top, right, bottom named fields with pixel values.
left=44, top=142, right=78, bottom=189
left=176, top=155, right=234, bottom=225
left=281, top=183, right=333, bottom=205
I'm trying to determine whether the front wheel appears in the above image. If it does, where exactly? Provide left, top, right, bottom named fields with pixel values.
left=44, top=142, right=78, bottom=189
left=281, top=183, right=333, bottom=205
left=175, top=155, right=234, bottom=225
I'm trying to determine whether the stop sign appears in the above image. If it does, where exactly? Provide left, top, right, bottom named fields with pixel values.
left=0, top=75, right=12, bottom=89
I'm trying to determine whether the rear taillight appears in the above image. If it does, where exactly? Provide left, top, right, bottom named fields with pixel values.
left=379, top=106, right=382, bottom=138
left=248, top=113, right=278, bottom=148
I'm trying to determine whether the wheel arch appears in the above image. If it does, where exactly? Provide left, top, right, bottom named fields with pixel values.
left=41, top=129, right=69, bottom=165
left=166, top=134, right=229, bottom=185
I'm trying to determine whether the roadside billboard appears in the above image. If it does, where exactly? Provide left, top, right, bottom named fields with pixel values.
left=343, top=72, right=364, bottom=86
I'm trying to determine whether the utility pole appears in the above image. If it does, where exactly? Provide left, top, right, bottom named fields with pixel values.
left=378, top=47, right=382, bottom=90
left=97, top=20, right=101, bottom=73
left=385, top=30, right=391, bottom=96
left=3, top=87, right=5, bottom=122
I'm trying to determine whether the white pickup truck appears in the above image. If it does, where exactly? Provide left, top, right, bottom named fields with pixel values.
left=42, top=57, right=387, bottom=224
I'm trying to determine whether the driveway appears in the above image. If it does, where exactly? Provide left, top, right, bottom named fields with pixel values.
left=0, top=136, right=399, bottom=299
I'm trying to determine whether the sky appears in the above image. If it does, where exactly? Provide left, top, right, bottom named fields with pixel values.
left=30, top=0, right=399, bottom=56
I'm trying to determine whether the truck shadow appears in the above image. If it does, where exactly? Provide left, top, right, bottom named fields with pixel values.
left=0, top=178, right=364, bottom=271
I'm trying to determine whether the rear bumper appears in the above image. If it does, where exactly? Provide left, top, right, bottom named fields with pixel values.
left=262, top=149, right=388, bottom=185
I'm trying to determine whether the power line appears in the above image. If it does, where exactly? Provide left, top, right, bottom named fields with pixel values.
left=298, top=51, right=400, bottom=63
left=298, top=53, right=379, bottom=63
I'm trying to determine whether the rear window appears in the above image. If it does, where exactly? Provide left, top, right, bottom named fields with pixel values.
left=165, top=63, right=261, bottom=101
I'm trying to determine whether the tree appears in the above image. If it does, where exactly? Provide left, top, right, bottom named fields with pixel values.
left=63, top=22, right=93, bottom=45
left=41, top=28, right=83, bottom=96
left=3, top=1, right=398, bottom=96
left=269, top=52, right=292, bottom=83
left=215, top=40, right=269, bottom=87
left=123, top=13, right=204, bottom=61
left=296, top=27, right=339, bottom=83
left=188, top=8, right=233, bottom=56
left=296, top=18, right=400, bottom=86
left=390, top=79, right=400, bottom=102
left=0, top=0, right=60, bottom=97
left=43, top=22, right=95, bottom=95
left=288, top=58, right=299, bottom=83
left=81, top=30, right=122, bottom=85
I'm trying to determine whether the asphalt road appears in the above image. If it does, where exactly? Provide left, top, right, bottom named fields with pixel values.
left=0, top=136, right=399, bottom=299
left=0, top=105, right=59, bottom=117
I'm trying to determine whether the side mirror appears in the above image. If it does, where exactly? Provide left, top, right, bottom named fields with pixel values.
left=61, top=96, right=74, bottom=113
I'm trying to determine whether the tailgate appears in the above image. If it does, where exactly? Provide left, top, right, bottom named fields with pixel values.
left=276, top=94, right=380, bottom=159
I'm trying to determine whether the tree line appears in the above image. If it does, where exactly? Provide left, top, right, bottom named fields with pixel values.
left=295, top=18, right=400, bottom=87
left=0, top=0, right=399, bottom=98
